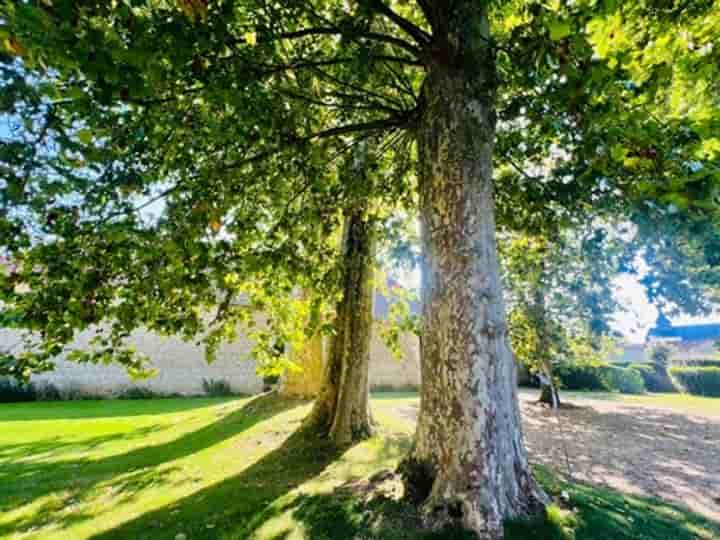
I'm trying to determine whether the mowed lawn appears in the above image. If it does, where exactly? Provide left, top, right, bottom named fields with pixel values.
left=1, top=392, right=719, bottom=540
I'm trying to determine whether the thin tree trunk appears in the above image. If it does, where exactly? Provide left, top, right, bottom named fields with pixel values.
left=538, top=374, right=560, bottom=409
left=534, top=281, right=560, bottom=409
left=305, top=206, right=375, bottom=445
left=400, top=4, right=547, bottom=537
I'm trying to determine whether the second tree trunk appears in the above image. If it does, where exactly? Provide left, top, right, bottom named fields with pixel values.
left=306, top=206, right=375, bottom=445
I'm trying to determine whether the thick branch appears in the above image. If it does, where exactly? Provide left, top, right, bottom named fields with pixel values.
left=367, top=0, right=432, bottom=45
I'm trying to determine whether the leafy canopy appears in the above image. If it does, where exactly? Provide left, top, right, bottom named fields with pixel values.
left=1, top=0, right=719, bottom=378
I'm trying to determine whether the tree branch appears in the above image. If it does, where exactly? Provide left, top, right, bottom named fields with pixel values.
left=277, top=88, right=403, bottom=115
left=235, top=26, right=421, bottom=57
left=367, top=0, right=432, bottom=45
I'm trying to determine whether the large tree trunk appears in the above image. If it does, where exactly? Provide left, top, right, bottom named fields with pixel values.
left=401, top=4, right=547, bottom=537
left=305, top=206, right=375, bottom=445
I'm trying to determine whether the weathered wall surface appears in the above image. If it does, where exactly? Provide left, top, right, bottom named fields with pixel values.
left=369, top=326, right=421, bottom=390
left=1, top=327, right=265, bottom=396
left=1, top=325, right=421, bottom=396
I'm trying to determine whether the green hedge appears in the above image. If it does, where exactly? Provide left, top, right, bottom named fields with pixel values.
left=555, top=363, right=646, bottom=394
left=555, top=363, right=611, bottom=391
left=0, top=378, right=64, bottom=403
left=603, top=366, right=646, bottom=394
left=669, top=367, right=720, bottom=397
left=0, top=378, right=36, bottom=403
left=674, top=359, right=720, bottom=368
left=628, top=363, right=676, bottom=393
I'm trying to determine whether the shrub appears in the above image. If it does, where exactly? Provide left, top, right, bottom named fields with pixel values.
left=628, top=363, right=675, bottom=393
left=61, top=385, right=104, bottom=400
left=649, top=344, right=673, bottom=369
left=34, top=382, right=63, bottom=401
left=555, top=363, right=646, bottom=394
left=118, top=386, right=159, bottom=400
left=0, top=377, right=36, bottom=403
left=555, top=363, right=612, bottom=391
left=669, top=367, right=720, bottom=397
left=675, top=358, right=720, bottom=369
left=202, top=378, right=234, bottom=397
left=602, top=366, right=646, bottom=394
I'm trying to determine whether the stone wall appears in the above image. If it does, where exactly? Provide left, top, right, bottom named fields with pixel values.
left=1, top=324, right=421, bottom=396
left=369, top=326, right=420, bottom=390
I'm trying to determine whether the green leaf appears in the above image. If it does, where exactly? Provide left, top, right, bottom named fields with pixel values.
left=549, top=20, right=571, bottom=41
left=77, top=129, right=93, bottom=145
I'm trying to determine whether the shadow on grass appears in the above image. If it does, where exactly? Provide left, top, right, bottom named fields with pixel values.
left=0, top=424, right=171, bottom=462
left=283, top=463, right=720, bottom=540
left=0, top=392, right=302, bottom=537
left=90, top=423, right=347, bottom=540
left=0, top=397, right=239, bottom=421
left=506, top=466, right=720, bottom=540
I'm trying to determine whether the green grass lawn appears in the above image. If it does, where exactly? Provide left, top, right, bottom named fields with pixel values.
left=1, top=393, right=718, bottom=540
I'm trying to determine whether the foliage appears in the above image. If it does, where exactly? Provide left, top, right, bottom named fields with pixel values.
left=554, top=363, right=645, bottom=394
left=628, top=363, right=675, bottom=393
left=0, top=0, right=416, bottom=381
left=669, top=366, right=720, bottom=397
left=554, top=363, right=612, bottom=392
left=0, top=377, right=63, bottom=402
left=1, top=0, right=718, bottom=383
left=59, top=384, right=105, bottom=401
left=648, top=343, right=673, bottom=369
left=33, top=381, right=62, bottom=401
left=504, top=228, right=626, bottom=399
left=201, top=377, right=234, bottom=397
left=674, top=358, right=720, bottom=368
left=377, top=277, right=420, bottom=361
left=602, top=366, right=646, bottom=395
left=0, top=376, right=36, bottom=402
left=117, top=386, right=161, bottom=400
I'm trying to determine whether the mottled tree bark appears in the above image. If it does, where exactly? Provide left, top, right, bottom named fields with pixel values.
left=401, top=4, right=547, bottom=538
left=305, top=206, right=375, bottom=445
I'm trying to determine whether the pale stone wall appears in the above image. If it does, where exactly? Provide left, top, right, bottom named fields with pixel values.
left=1, top=324, right=421, bottom=396
left=369, top=325, right=420, bottom=390
left=0, top=327, right=265, bottom=396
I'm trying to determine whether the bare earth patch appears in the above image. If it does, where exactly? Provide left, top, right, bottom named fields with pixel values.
left=396, top=390, right=720, bottom=522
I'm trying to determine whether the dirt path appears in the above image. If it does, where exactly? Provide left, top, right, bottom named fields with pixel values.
left=394, top=390, right=720, bottom=521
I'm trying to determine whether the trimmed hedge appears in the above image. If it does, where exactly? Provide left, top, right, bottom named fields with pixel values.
left=675, top=359, right=720, bottom=369
left=554, top=363, right=646, bottom=394
left=0, top=378, right=36, bottom=403
left=603, top=366, right=646, bottom=394
left=555, top=363, right=611, bottom=391
left=628, top=363, right=676, bottom=393
left=669, top=366, right=720, bottom=397
left=0, top=378, right=63, bottom=403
